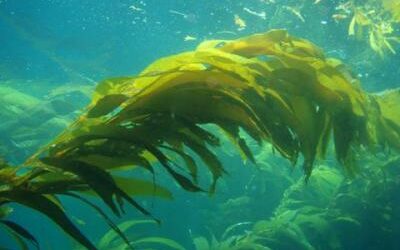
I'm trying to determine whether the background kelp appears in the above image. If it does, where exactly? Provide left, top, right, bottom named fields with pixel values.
left=73, top=219, right=185, bottom=250
left=0, top=83, right=91, bottom=163
left=276, top=0, right=400, bottom=58
left=202, top=143, right=296, bottom=235
left=346, top=0, right=400, bottom=57
left=215, top=156, right=400, bottom=250
left=1, top=29, right=400, bottom=249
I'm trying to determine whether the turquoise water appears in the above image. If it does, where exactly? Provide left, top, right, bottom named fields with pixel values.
left=1, top=1, right=400, bottom=250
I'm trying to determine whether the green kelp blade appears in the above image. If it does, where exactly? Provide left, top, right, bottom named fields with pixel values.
left=159, top=145, right=199, bottom=183
left=0, top=220, right=38, bottom=250
left=65, top=193, right=135, bottom=250
left=40, top=157, right=123, bottom=216
left=87, top=94, right=128, bottom=118
left=132, top=237, right=185, bottom=250
left=0, top=189, right=97, bottom=250
left=98, top=219, right=157, bottom=249
left=92, top=77, right=133, bottom=102
left=2, top=225, right=30, bottom=250
left=142, top=144, right=204, bottom=192
left=32, top=178, right=87, bottom=194
left=192, top=236, right=210, bottom=250
left=113, top=176, right=173, bottom=199
left=219, top=123, right=256, bottom=163
left=221, top=221, right=252, bottom=240
left=178, top=136, right=225, bottom=193
left=40, top=157, right=155, bottom=219
left=77, top=154, right=146, bottom=171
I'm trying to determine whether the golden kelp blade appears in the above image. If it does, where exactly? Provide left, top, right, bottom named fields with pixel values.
left=28, top=29, right=400, bottom=208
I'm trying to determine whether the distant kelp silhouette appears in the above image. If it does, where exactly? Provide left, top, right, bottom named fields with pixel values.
left=1, top=29, right=400, bottom=249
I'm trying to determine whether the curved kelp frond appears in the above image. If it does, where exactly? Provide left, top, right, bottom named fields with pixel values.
left=94, top=219, right=185, bottom=250
left=2, top=29, right=400, bottom=249
left=0, top=162, right=98, bottom=249
left=0, top=204, right=39, bottom=250
left=0, top=160, right=149, bottom=250
left=29, top=29, right=400, bottom=184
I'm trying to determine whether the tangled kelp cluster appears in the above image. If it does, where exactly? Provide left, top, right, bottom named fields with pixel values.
left=269, top=0, right=400, bottom=57
left=345, top=0, right=400, bottom=57
left=1, top=29, right=400, bottom=249
left=211, top=156, right=400, bottom=250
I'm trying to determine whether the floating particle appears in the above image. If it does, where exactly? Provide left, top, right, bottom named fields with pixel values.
left=169, top=9, right=188, bottom=18
left=283, top=6, right=305, bottom=22
left=169, top=10, right=197, bottom=23
left=234, top=14, right=246, bottom=30
left=243, top=7, right=266, bottom=20
left=332, top=14, right=348, bottom=22
left=184, top=35, right=197, bottom=41
left=129, top=5, right=144, bottom=13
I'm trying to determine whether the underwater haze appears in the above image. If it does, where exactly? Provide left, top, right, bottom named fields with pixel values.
left=1, top=0, right=400, bottom=250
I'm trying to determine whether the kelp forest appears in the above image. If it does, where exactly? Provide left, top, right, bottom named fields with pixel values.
left=0, top=0, right=400, bottom=249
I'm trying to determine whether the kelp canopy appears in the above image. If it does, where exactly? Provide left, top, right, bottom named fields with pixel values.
left=1, top=29, right=400, bottom=249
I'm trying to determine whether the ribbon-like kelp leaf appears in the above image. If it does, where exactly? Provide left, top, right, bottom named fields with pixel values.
left=193, top=236, right=211, bottom=250
left=113, top=176, right=173, bottom=199
left=98, top=219, right=156, bottom=249
left=40, top=157, right=155, bottom=219
left=30, top=175, right=87, bottom=194
left=76, top=154, right=149, bottom=171
left=65, top=193, right=135, bottom=250
left=160, top=145, right=199, bottom=183
left=0, top=220, right=39, bottom=250
left=97, top=219, right=186, bottom=250
left=2, top=225, right=30, bottom=250
left=142, top=144, right=204, bottom=192
left=0, top=189, right=97, bottom=250
left=87, top=94, right=128, bottom=118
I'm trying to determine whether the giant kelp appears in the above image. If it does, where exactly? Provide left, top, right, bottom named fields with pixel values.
left=2, top=29, right=400, bottom=249
left=28, top=29, right=400, bottom=181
